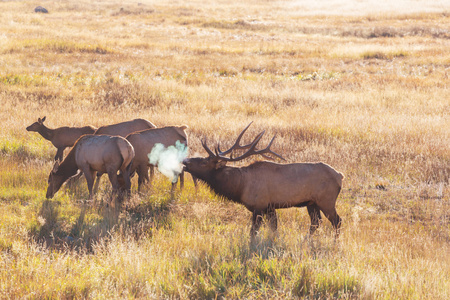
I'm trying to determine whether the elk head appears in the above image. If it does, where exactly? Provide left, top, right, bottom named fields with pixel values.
left=26, top=116, right=46, bottom=132
left=183, top=122, right=284, bottom=180
left=46, top=160, right=65, bottom=199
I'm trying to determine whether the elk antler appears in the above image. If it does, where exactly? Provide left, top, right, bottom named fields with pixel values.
left=217, top=121, right=256, bottom=156
left=215, top=123, right=285, bottom=162
left=201, top=138, right=216, bottom=157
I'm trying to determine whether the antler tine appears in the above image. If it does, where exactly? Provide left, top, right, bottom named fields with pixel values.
left=255, top=134, right=286, bottom=161
left=217, top=130, right=266, bottom=162
left=217, top=122, right=254, bottom=156
left=201, top=138, right=215, bottom=157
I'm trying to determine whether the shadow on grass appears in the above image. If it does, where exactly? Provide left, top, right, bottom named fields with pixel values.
left=30, top=193, right=175, bottom=252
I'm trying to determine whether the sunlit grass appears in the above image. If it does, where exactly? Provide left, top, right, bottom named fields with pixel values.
left=0, top=0, right=448, bottom=298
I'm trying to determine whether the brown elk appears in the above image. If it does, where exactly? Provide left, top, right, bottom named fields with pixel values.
left=121, top=125, right=190, bottom=192
left=46, top=134, right=135, bottom=201
left=26, top=116, right=97, bottom=161
left=93, top=118, right=156, bottom=137
left=182, top=123, right=343, bottom=243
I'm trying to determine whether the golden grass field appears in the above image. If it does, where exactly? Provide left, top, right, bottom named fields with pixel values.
left=0, top=0, right=449, bottom=298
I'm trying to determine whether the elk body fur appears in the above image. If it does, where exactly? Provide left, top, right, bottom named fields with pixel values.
left=46, top=134, right=135, bottom=200
left=92, top=118, right=156, bottom=192
left=26, top=116, right=96, bottom=161
left=93, top=118, right=156, bottom=137
left=182, top=123, right=343, bottom=242
left=124, top=125, right=189, bottom=191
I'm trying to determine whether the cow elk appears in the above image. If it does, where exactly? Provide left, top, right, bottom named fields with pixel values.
left=26, top=116, right=97, bottom=161
left=121, top=125, right=191, bottom=192
left=93, top=118, right=156, bottom=137
left=182, top=123, right=343, bottom=243
left=93, top=118, right=156, bottom=192
left=46, top=135, right=135, bottom=203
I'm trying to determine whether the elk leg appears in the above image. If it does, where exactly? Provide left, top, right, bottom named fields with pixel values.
left=307, top=204, right=322, bottom=235
left=171, top=178, right=177, bottom=196
left=55, top=148, right=64, bottom=161
left=93, top=174, right=102, bottom=194
left=119, top=169, right=131, bottom=194
left=137, top=165, right=149, bottom=191
left=250, top=210, right=264, bottom=243
left=107, top=170, right=119, bottom=194
left=83, top=169, right=96, bottom=200
left=179, top=171, right=185, bottom=190
left=149, top=165, right=155, bottom=184
left=320, top=207, right=342, bottom=237
left=266, top=206, right=278, bottom=232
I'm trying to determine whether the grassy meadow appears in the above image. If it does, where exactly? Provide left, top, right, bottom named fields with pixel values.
left=0, top=0, right=449, bottom=298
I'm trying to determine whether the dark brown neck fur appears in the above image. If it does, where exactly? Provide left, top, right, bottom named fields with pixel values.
left=55, top=146, right=79, bottom=180
left=37, top=124, right=55, bottom=141
left=198, top=167, right=244, bottom=204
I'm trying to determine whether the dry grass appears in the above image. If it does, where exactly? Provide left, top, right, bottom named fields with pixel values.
left=0, top=0, right=449, bottom=299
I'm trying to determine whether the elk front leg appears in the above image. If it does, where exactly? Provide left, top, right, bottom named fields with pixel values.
left=137, top=165, right=150, bottom=191
left=149, top=165, right=155, bottom=184
left=179, top=171, right=185, bottom=190
left=171, top=178, right=177, bottom=198
left=55, top=148, right=64, bottom=161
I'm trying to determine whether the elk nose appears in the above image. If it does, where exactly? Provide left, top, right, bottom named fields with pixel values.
left=182, top=158, right=190, bottom=165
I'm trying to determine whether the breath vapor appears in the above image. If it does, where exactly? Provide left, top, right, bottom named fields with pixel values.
left=148, top=140, right=188, bottom=183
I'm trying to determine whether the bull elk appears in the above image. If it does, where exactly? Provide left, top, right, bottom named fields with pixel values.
left=26, top=116, right=97, bottom=161
left=121, top=125, right=191, bottom=192
left=46, top=135, right=135, bottom=201
left=182, top=123, right=343, bottom=243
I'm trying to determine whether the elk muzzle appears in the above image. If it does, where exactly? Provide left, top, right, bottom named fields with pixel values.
left=46, top=186, right=55, bottom=199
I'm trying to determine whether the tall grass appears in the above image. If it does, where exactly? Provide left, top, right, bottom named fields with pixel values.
left=0, top=0, right=448, bottom=298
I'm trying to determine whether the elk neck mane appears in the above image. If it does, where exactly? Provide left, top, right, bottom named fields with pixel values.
left=55, top=145, right=78, bottom=178
left=200, top=166, right=244, bottom=204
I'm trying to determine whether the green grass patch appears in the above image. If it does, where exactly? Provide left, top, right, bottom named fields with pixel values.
left=0, top=136, right=52, bottom=160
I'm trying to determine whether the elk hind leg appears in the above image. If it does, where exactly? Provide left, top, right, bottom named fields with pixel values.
left=81, top=168, right=96, bottom=200
left=250, top=210, right=264, bottom=244
left=266, top=206, right=278, bottom=233
left=93, top=174, right=102, bottom=195
left=118, top=169, right=132, bottom=195
left=307, top=204, right=322, bottom=235
left=107, top=169, right=122, bottom=205
left=319, top=205, right=342, bottom=237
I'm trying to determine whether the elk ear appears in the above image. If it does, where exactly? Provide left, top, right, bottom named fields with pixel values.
left=41, top=116, right=46, bottom=123
left=215, top=160, right=227, bottom=169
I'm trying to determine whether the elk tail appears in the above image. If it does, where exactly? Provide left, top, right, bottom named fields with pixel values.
left=117, top=139, right=135, bottom=172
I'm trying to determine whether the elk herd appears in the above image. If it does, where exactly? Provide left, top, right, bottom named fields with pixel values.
left=27, top=117, right=344, bottom=240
